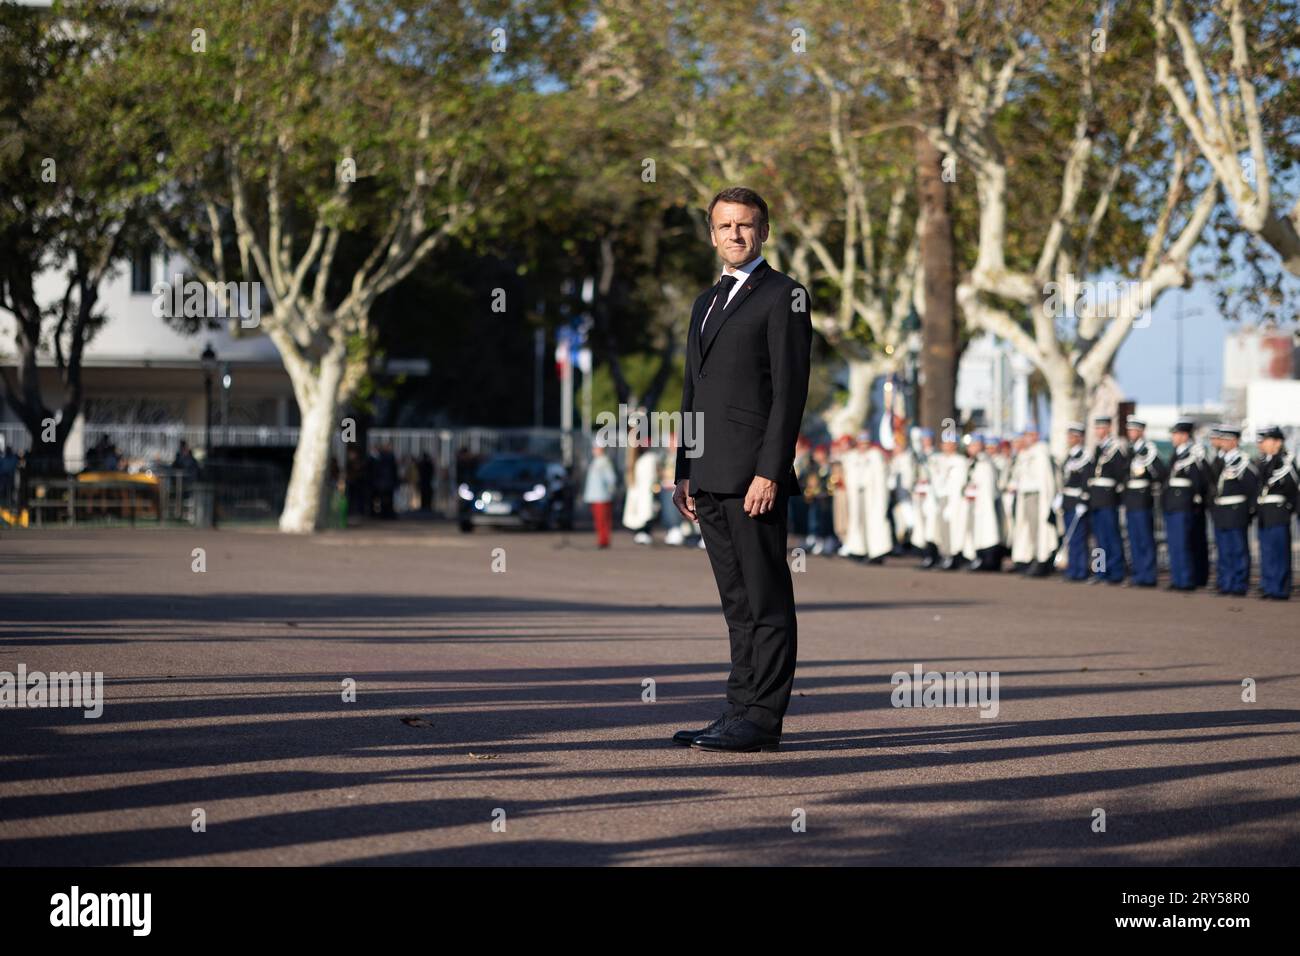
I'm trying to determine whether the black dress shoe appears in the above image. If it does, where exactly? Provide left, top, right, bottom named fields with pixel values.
left=691, top=717, right=780, bottom=753
left=672, top=712, right=735, bottom=746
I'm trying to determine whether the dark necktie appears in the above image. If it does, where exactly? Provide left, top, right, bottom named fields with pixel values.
left=704, top=274, right=738, bottom=332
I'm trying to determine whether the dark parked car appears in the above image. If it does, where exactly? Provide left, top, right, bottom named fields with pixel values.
left=457, top=454, right=573, bottom=532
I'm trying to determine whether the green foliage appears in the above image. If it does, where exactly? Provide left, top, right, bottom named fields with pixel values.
left=589, top=350, right=685, bottom=419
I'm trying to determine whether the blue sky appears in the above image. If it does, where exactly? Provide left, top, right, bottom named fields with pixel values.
left=1113, top=282, right=1226, bottom=408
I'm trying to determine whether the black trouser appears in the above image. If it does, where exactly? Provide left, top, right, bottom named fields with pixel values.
left=693, top=488, right=797, bottom=735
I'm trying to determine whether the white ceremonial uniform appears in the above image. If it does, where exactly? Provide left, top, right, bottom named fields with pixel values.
left=910, top=452, right=932, bottom=551
left=863, top=445, right=893, bottom=560
left=889, top=448, right=916, bottom=551
left=1010, top=440, right=1061, bottom=564
left=841, top=446, right=869, bottom=557
left=957, top=453, right=1003, bottom=560
left=941, top=452, right=971, bottom=558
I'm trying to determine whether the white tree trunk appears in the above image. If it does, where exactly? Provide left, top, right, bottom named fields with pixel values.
left=278, top=348, right=347, bottom=534
left=826, top=356, right=887, bottom=440
left=1045, top=367, right=1086, bottom=460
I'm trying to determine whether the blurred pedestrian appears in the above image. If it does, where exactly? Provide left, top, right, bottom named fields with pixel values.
left=0, top=443, right=18, bottom=508
left=622, top=439, right=659, bottom=545
left=345, top=445, right=367, bottom=516
left=804, top=443, right=834, bottom=554
left=172, top=440, right=200, bottom=481
left=417, top=452, right=434, bottom=512
left=373, top=442, right=398, bottom=519
left=659, top=435, right=689, bottom=545
left=583, top=442, right=618, bottom=548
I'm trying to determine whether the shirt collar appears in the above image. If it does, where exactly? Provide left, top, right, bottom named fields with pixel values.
left=720, top=254, right=764, bottom=283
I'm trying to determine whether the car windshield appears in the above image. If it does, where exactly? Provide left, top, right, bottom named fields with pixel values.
left=476, top=457, right=547, bottom=484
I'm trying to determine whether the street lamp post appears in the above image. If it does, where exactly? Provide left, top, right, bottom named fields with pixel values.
left=220, top=363, right=232, bottom=442
left=1173, top=299, right=1202, bottom=415
left=200, top=343, right=217, bottom=460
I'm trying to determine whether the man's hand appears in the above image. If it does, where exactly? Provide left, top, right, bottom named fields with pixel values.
left=743, top=475, right=778, bottom=517
left=672, top=482, right=697, bottom=522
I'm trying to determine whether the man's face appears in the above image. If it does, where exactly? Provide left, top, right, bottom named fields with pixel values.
left=941, top=440, right=957, bottom=454
left=1093, top=424, right=1110, bottom=444
left=709, top=201, right=769, bottom=269
left=1126, top=427, right=1143, bottom=444
left=1260, top=437, right=1281, bottom=456
left=1172, top=430, right=1188, bottom=447
left=1067, top=431, right=1082, bottom=448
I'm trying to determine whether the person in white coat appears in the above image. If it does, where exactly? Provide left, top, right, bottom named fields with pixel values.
left=889, top=432, right=918, bottom=556
left=933, top=434, right=966, bottom=570
left=838, top=435, right=868, bottom=558
left=910, top=429, right=937, bottom=565
left=954, top=433, right=1004, bottom=571
left=992, top=436, right=1016, bottom=547
left=862, top=439, right=893, bottom=562
left=622, top=442, right=660, bottom=544
left=1009, top=427, right=1060, bottom=575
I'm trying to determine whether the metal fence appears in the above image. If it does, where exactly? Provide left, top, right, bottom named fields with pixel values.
left=0, top=422, right=598, bottom=521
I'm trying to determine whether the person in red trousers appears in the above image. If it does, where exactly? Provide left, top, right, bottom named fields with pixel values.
left=583, top=441, right=618, bottom=548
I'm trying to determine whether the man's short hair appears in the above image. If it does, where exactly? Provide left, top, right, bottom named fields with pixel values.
left=707, top=186, right=769, bottom=230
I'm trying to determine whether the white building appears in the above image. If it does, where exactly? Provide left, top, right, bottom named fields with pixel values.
left=955, top=334, right=1035, bottom=435
left=1223, top=326, right=1299, bottom=429
left=0, top=249, right=294, bottom=467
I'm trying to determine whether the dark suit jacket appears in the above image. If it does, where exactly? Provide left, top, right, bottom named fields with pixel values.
left=674, top=260, right=812, bottom=495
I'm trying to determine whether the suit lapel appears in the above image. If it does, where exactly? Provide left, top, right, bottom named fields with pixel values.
left=690, top=281, right=718, bottom=365
left=700, top=261, right=770, bottom=362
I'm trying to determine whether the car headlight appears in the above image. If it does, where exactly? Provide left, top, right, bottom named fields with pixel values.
left=457, top=483, right=474, bottom=501
left=522, top=483, right=547, bottom=502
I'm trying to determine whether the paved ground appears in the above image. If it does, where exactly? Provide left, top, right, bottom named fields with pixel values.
left=1, top=522, right=1298, bottom=866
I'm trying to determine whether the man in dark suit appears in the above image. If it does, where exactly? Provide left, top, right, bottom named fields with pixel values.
left=670, top=186, right=812, bottom=753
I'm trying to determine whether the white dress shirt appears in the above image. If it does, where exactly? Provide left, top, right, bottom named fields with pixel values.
left=701, top=255, right=765, bottom=333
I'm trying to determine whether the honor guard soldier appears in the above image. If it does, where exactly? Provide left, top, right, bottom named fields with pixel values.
left=1057, top=422, right=1092, bottom=581
left=1122, top=415, right=1166, bottom=587
left=1088, top=415, right=1128, bottom=584
left=1008, top=426, right=1060, bottom=577
left=1254, top=425, right=1299, bottom=600
left=957, top=433, right=1005, bottom=571
left=912, top=429, right=941, bottom=568
left=1210, top=424, right=1260, bottom=596
left=1163, top=419, right=1210, bottom=591
left=1191, top=425, right=1221, bottom=586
